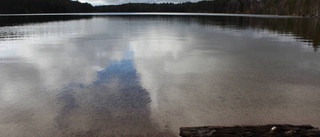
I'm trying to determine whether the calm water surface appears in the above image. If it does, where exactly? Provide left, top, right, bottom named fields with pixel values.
left=0, top=14, right=320, bottom=137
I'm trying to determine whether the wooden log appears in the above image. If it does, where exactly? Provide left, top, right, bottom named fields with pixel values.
left=180, top=124, right=320, bottom=137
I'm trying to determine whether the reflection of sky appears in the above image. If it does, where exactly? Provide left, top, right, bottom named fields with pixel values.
left=94, top=50, right=135, bottom=85
left=53, top=49, right=176, bottom=136
left=0, top=16, right=320, bottom=136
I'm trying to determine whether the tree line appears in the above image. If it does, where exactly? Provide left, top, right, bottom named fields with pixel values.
left=0, top=0, right=93, bottom=14
left=0, top=0, right=320, bottom=17
left=96, top=0, right=320, bottom=17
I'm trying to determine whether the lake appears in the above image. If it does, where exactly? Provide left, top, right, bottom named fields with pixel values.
left=0, top=13, right=320, bottom=137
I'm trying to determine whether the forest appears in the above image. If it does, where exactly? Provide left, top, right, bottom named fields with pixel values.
left=0, top=0, right=320, bottom=17
left=0, top=0, right=93, bottom=13
left=96, top=0, right=320, bottom=17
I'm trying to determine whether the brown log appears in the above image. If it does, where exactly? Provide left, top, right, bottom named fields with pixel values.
left=180, top=124, right=320, bottom=137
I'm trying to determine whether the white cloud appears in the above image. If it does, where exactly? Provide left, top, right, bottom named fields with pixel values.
left=78, top=0, right=107, bottom=5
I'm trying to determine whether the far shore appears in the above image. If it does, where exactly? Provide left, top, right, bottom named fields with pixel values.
left=0, top=12, right=309, bottom=18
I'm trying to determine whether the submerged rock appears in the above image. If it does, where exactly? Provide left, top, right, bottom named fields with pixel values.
left=180, top=124, right=320, bottom=137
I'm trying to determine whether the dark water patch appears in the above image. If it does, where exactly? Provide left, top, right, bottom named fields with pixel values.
left=0, top=15, right=93, bottom=40
left=94, top=15, right=320, bottom=51
left=1, top=14, right=319, bottom=50
left=0, top=15, right=93, bottom=27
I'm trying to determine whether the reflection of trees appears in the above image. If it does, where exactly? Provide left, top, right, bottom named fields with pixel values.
left=0, top=16, right=92, bottom=27
left=0, top=16, right=92, bottom=40
left=100, top=15, right=320, bottom=51
left=194, top=16, right=320, bottom=51
left=1, top=15, right=319, bottom=51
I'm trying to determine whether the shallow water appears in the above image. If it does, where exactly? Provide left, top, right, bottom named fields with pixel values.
left=0, top=14, right=320, bottom=137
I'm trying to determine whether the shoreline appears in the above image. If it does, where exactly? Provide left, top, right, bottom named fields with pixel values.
left=180, top=124, right=320, bottom=137
left=0, top=12, right=308, bottom=18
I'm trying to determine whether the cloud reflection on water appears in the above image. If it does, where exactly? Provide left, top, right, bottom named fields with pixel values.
left=54, top=50, right=175, bottom=136
left=0, top=15, right=320, bottom=136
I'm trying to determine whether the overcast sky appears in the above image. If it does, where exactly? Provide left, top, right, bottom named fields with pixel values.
left=78, top=0, right=199, bottom=5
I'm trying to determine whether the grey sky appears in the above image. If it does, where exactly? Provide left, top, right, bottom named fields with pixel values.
left=78, top=0, right=199, bottom=5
